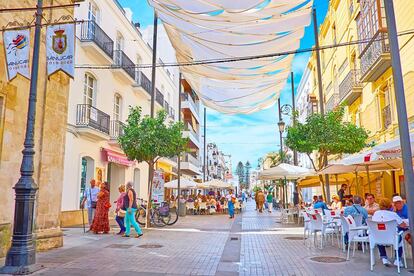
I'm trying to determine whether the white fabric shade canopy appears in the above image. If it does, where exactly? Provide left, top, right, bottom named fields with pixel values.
left=202, top=179, right=233, bottom=189
left=258, top=163, right=315, bottom=180
left=149, top=0, right=313, bottom=114
left=164, top=178, right=198, bottom=189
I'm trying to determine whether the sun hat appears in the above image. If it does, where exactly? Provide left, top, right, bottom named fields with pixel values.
left=392, top=195, right=403, bottom=202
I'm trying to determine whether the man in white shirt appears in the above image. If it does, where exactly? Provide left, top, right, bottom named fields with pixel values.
left=372, top=198, right=407, bottom=267
left=81, top=179, right=100, bottom=227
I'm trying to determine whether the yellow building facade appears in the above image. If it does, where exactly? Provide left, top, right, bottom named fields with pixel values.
left=308, top=0, right=414, bottom=197
left=0, top=1, right=74, bottom=256
left=307, top=0, right=414, bottom=199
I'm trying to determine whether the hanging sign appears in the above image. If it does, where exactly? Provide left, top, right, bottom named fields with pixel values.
left=3, top=29, right=31, bottom=81
left=46, top=23, right=75, bottom=78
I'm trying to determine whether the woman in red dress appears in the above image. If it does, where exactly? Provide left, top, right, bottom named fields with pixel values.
left=90, top=182, right=110, bottom=234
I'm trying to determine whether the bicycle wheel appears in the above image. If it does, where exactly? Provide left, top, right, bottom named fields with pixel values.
left=152, top=210, right=167, bottom=227
left=165, top=208, right=178, bottom=225
left=136, top=207, right=147, bottom=226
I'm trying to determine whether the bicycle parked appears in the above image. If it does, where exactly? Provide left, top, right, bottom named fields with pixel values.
left=135, top=198, right=178, bottom=227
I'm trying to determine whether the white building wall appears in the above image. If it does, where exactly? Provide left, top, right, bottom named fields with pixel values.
left=62, top=0, right=177, bottom=212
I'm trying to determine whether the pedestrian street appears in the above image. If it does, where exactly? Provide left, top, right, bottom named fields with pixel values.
left=1, top=200, right=410, bottom=276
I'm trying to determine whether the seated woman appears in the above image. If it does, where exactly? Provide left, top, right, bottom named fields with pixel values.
left=330, top=195, right=342, bottom=210
left=209, top=196, right=217, bottom=214
left=372, top=198, right=408, bottom=267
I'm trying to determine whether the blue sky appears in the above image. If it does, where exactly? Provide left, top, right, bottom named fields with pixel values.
left=118, top=0, right=329, bottom=170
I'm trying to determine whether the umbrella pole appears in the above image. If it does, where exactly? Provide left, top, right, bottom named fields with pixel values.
left=355, top=171, right=359, bottom=196
left=284, top=176, right=288, bottom=208
left=366, top=165, right=372, bottom=194
left=335, top=174, right=339, bottom=194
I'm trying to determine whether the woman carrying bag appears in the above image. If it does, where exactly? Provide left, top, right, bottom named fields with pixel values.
left=114, top=184, right=126, bottom=235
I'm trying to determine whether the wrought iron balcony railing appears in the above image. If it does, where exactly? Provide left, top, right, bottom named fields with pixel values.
left=156, top=89, right=164, bottom=106
left=360, top=31, right=390, bottom=79
left=382, top=105, right=392, bottom=129
left=325, top=94, right=339, bottom=112
left=80, top=21, right=114, bottom=59
left=113, top=50, right=135, bottom=80
left=339, top=69, right=363, bottom=103
left=76, top=104, right=110, bottom=134
left=110, top=120, right=125, bottom=139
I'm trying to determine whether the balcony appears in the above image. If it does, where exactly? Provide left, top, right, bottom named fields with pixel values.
left=183, top=122, right=200, bottom=149
left=359, top=31, right=391, bottom=82
left=110, top=120, right=125, bottom=140
left=156, top=89, right=164, bottom=106
left=382, top=105, right=392, bottom=129
left=132, top=71, right=152, bottom=97
left=339, top=70, right=363, bottom=105
left=325, top=93, right=339, bottom=112
left=181, top=93, right=200, bottom=122
left=163, top=100, right=170, bottom=113
left=181, top=153, right=201, bottom=175
left=79, top=21, right=114, bottom=64
left=112, top=50, right=135, bottom=83
left=76, top=104, right=110, bottom=140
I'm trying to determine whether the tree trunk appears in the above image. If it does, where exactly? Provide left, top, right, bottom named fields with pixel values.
left=146, top=161, right=155, bottom=228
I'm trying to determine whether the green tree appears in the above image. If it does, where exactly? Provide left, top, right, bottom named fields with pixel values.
left=244, top=161, right=251, bottom=186
left=285, top=106, right=368, bottom=199
left=119, top=107, right=188, bottom=227
left=235, top=161, right=245, bottom=187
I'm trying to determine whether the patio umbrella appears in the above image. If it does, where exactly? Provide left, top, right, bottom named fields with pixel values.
left=165, top=178, right=197, bottom=189
left=258, top=163, right=315, bottom=180
left=203, top=179, right=233, bottom=189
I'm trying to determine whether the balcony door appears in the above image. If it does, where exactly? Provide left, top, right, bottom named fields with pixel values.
left=87, top=1, right=100, bottom=37
left=115, top=34, right=124, bottom=66
left=113, top=93, right=122, bottom=122
left=83, top=73, right=96, bottom=107
left=135, top=56, right=142, bottom=83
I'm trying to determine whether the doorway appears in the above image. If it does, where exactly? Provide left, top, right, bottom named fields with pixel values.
left=80, top=156, right=95, bottom=207
left=107, top=162, right=126, bottom=206
left=134, top=168, right=141, bottom=197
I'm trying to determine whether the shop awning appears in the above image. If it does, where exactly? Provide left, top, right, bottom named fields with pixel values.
left=101, top=148, right=135, bottom=167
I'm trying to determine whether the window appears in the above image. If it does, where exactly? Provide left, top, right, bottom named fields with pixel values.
left=357, top=0, right=383, bottom=54
left=332, top=24, right=337, bottom=45
left=380, top=85, right=392, bottom=129
left=135, top=56, right=142, bottom=83
left=115, top=33, right=124, bottom=65
left=88, top=1, right=100, bottom=23
left=113, top=94, right=122, bottom=121
left=83, top=73, right=96, bottom=106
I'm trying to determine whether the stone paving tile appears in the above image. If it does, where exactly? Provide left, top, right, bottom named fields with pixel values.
left=2, top=201, right=414, bottom=275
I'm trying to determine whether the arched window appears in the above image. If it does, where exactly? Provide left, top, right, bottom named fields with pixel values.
left=115, top=33, right=124, bottom=65
left=135, top=55, right=142, bottom=83
left=83, top=73, right=96, bottom=106
left=113, top=93, right=122, bottom=121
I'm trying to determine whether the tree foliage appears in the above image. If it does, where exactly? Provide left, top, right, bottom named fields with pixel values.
left=119, top=107, right=188, bottom=226
left=119, top=107, right=188, bottom=164
left=235, top=161, right=245, bottom=185
left=285, top=106, right=368, bottom=171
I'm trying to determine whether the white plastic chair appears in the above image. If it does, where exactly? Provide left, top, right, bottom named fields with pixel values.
left=303, top=211, right=312, bottom=244
left=186, top=201, right=195, bottom=213
left=340, top=215, right=349, bottom=252
left=367, top=219, right=407, bottom=273
left=309, top=213, right=336, bottom=249
left=199, top=202, right=207, bottom=214
left=345, top=215, right=369, bottom=260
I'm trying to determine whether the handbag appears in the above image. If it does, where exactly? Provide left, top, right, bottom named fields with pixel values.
left=117, top=209, right=126, bottom=218
left=88, top=189, right=97, bottom=209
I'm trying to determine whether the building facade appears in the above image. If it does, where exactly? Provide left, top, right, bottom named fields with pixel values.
left=0, top=0, right=74, bottom=256
left=61, top=0, right=179, bottom=226
left=305, top=0, right=414, bottom=199
left=207, top=143, right=227, bottom=180
left=180, top=79, right=202, bottom=179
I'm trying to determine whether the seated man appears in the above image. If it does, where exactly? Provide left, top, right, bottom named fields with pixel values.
left=364, top=193, right=380, bottom=215
left=313, top=195, right=328, bottom=211
left=372, top=198, right=407, bottom=267
left=344, top=195, right=368, bottom=224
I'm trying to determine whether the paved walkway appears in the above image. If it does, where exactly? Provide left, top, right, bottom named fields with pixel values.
left=2, top=201, right=413, bottom=275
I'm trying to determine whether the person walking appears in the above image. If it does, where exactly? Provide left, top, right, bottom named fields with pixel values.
left=226, top=190, right=236, bottom=219
left=81, top=179, right=100, bottom=229
left=256, top=189, right=265, bottom=213
left=123, top=182, right=143, bottom=238
left=266, top=191, right=273, bottom=213
left=90, top=182, right=111, bottom=234
left=114, top=184, right=126, bottom=235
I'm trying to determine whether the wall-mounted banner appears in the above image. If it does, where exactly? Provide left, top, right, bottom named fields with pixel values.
left=3, top=29, right=31, bottom=81
left=46, top=23, right=75, bottom=78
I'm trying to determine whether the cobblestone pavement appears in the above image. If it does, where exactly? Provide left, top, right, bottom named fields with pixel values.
left=2, top=201, right=413, bottom=275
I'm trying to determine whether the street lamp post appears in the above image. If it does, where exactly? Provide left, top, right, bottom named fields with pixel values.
left=1, top=1, right=43, bottom=274
left=384, top=0, right=414, bottom=266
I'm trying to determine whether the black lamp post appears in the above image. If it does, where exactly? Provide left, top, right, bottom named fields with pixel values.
left=1, top=1, right=43, bottom=274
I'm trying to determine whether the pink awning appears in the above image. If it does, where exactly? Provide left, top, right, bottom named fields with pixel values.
left=102, top=148, right=135, bottom=167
